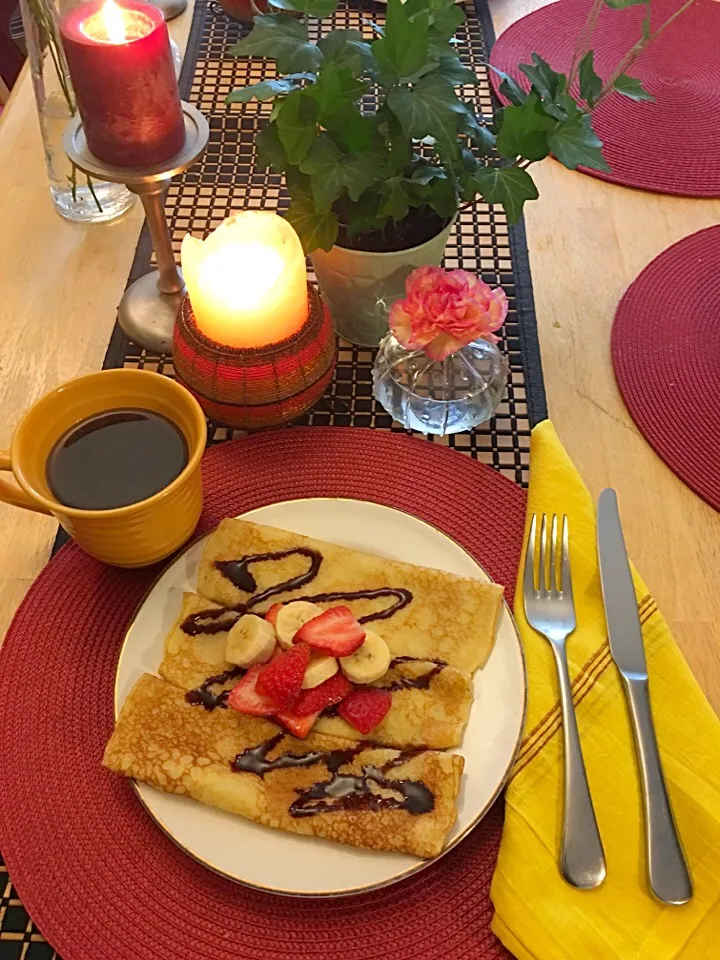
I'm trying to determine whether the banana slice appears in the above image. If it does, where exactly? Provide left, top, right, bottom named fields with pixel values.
left=225, top=614, right=276, bottom=668
left=301, top=654, right=338, bottom=690
left=275, top=601, right=323, bottom=649
left=339, top=630, right=391, bottom=684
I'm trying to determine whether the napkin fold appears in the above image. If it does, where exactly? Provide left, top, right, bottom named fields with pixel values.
left=491, top=421, right=720, bottom=960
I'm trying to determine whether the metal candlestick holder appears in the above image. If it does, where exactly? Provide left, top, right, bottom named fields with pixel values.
left=150, top=0, right=188, bottom=20
left=64, top=102, right=209, bottom=354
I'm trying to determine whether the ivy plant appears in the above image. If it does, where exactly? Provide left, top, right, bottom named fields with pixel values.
left=227, top=0, right=689, bottom=253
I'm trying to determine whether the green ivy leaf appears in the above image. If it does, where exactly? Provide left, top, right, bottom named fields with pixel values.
left=298, top=136, right=345, bottom=210
left=495, top=90, right=555, bottom=162
left=549, top=113, right=611, bottom=172
left=578, top=51, right=603, bottom=107
left=519, top=53, right=566, bottom=103
left=489, top=65, right=527, bottom=106
left=268, top=0, right=338, bottom=17
left=317, top=29, right=373, bottom=78
left=285, top=187, right=338, bottom=252
left=275, top=90, right=317, bottom=164
left=428, top=176, right=457, bottom=218
left=470, top=165, right=539, bottom=223
left=255, top=123, right=289, bottom=172
left=328, top=105, right=375, bottom=152
left=457, top=106, right=495, bottom=155
left=427, top=1, right=464, bottom=43
left=347, top=189, right=383, bottom=236
left=228, top=15, right=323, bottom=75
left=372, top=0, right=429, bottom=81
left=380, top=178, right=410, bottom=221
left=225, top=74, right=313, bottom=103
left=341, top=153, right=381, bottom=201
left=306, top=61, right=367, bottom=126
left=387, top=74, right=465, bottom=155
left=410, top=161, right=447, bottom=185
left=538, top=90, right=582, bottom=123
left=613, top=73, right=655, bottom=102
left=431, top=55, right=478, bottom=86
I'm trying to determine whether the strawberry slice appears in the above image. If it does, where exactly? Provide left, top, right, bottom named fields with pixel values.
left=293, top=672, right=353, bottom=717
left=264, top=603, right=283, bottom=628
left=274, top=709, right=320, bottom=739
left=227, top=665, right=276, bottom=717
left=294, top=606, right=365, bottom=657
left=256, top=642, right=311, bottom=710
left=338, top=688, right=392, bottom=734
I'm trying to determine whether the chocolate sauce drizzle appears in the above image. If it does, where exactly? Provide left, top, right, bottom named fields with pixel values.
left=216, top=547, right=322, bottom=607
left=184, top=666, right=245, bottom=710
left=181, top=546, right=414, bottom=637
left=232, top=733, right=362, bottom=778
left=289, top=766, right=434, bottom=818
left=377, top=656, right=449, bottom=692
left=230, top=733, right=435, bottom=818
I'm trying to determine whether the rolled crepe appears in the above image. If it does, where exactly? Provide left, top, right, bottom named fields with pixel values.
left=104, top=674, right=464, bottom=859
left=197, top=519, right=503, bottom=673
left=160, top=593, right=474, bottom=749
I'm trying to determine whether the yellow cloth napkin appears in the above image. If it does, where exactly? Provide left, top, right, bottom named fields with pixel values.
left=490, top=420, right=720, bottom=960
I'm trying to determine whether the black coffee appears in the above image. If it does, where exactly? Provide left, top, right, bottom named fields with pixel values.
left=47, top=408, right=189, bottom=510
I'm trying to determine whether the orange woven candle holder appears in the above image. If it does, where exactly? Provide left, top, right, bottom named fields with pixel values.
left=172, top=283, right=336, bottom=430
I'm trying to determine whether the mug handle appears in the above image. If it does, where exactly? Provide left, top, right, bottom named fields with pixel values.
left=0, top=451, right=52, bottom=515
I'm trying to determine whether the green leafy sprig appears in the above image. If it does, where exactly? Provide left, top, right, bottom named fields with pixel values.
left=227, top=0, right=691, bottom=252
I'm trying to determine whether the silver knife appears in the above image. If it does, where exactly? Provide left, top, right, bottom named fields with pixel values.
left=597, top=488, right=692, bottom=905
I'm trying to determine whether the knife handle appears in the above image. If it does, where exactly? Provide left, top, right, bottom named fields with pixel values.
left=624, top=676, right=693, bottom=905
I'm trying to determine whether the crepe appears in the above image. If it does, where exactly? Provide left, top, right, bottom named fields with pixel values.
left=197, top=518, right=503, bottom=673
left=160, top=593, right=474, bottom=749
left=104, top=673, right=464, bottom=859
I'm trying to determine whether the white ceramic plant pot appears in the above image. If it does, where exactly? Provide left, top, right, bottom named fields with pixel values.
left=310, top=217, right=456, bottom=347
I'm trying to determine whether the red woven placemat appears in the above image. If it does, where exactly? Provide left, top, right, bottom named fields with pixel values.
left=489, top=0, right=720, bottom=197
left=612, top=226, right=720, bottom=511
left=0, top=427, right=526, bottom=960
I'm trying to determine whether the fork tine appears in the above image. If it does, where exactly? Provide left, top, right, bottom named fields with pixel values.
left=539, top=514, right=548, bottom=597
left=524, top=514, right=538, bottom=600
left=561, top=515, right=573, bottom=601
left=550, top=514, right=558, bottom=596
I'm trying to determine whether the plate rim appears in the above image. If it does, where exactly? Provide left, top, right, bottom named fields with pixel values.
left=113, top=496, right=527, bottom=898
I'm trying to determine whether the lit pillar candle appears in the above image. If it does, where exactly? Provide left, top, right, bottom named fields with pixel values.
left=181, top=212, right=309, bottom=348
left=60, top=0, right=185, bottom=168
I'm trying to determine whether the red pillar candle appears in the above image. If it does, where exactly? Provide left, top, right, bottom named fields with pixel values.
left=60, top=0, right=185, bottom=168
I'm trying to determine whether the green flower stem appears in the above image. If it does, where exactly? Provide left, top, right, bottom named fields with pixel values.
left=567, top=0, right=604, bottom=89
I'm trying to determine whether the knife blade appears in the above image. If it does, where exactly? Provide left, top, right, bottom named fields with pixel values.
left=597, top=488, right=692, bottom=905
left=597, top=488, right=647, bottom=679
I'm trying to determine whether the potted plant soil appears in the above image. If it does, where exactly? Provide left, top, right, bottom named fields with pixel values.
left=227, top=0, right=655, bottom=345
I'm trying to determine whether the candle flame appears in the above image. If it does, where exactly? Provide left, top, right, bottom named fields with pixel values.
left=199, top=245, right=286, bottom=311
left=99, top=0, right=127, bottom=43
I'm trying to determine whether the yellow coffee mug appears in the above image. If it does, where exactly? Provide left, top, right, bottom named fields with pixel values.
left=0, top=369, right=207, bottom=567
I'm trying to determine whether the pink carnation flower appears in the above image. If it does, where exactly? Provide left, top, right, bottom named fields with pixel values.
left=389, top=266, right=508, bottom=361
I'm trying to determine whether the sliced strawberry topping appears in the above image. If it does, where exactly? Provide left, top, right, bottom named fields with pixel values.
left=294, top=606, right=365, bottom=656
left=274, top=709, right=320, bottom=739
left=227, top=665, right=276, bottom=717
left=264, top=603, right=283, bottom=628
left=293, top=672, right=353, bottom=717
left=256, top=642, right=311, bottom=710
left=337, top=688, right=392, bottom=734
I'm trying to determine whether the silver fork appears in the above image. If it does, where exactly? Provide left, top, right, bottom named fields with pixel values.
left=523, top=514, right=606, bottom=890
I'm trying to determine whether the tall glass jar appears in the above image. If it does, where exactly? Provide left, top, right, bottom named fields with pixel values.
left=19, top=0, right=135, bottom=222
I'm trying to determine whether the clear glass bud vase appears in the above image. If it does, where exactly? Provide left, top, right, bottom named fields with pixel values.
left=373, top=334, right=509, bottom=436
left=19, top=0, right=135, bottom=223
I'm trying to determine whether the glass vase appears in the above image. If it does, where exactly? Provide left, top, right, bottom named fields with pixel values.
left=373, top=334, right=509, bottom=436
left=19, top=0, right=135, bottom=223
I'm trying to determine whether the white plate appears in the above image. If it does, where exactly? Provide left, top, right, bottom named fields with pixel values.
left=115, top=498, right=526, bottom=897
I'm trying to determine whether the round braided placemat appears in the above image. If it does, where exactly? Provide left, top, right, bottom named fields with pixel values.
left=0, top=427, right=525, bottom=960
left=489, top=0, right=720, bottom=197
left=612, top=226, right=720, bottom=512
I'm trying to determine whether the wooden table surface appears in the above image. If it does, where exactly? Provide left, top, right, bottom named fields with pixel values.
left=1, top=0, right=719, bottom=712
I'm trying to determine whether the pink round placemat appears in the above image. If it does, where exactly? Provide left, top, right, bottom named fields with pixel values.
left=612, top=226, right=720, bottom=510
left=489, top=0, right=720, bottom=196
left=0, top=427, right=526, bottom=960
